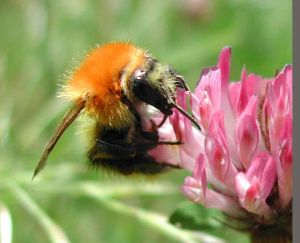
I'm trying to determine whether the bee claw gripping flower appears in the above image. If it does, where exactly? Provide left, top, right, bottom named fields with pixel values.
left=150, top=47, right=292, bottom=242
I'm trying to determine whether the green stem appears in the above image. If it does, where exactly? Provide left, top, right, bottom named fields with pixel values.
left=12, top=175, right=224, bottom=242
left=8, top=183, right=70, bottom=243
left=80, top=184, right=224, bottom=243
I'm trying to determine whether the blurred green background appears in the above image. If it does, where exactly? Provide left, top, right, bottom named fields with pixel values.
left=0, top=0, right=291, bottom=242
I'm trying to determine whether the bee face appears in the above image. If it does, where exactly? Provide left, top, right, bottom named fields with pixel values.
left=33, top=42, right=199, bottom=178
left=130, top=64, right=175, bottom=116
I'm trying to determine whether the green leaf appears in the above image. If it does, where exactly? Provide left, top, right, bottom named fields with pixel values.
left=169, top=201, right=223, bottom=232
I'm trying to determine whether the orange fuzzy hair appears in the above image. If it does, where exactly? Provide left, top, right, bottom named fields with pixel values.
left=61, top=42, right=147, bottom=128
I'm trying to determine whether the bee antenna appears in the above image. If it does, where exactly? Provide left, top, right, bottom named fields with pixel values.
left=32, top=99, right=86, bottom=180
left=171, top=102, right=201, bottom=131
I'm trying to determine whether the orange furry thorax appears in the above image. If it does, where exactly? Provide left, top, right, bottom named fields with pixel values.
left=62, top=42, right=147, bottom=128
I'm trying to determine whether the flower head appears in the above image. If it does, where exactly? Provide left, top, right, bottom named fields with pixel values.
left=150, top=48, right=292, bottom=234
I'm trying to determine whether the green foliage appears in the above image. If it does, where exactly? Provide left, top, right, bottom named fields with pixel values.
left=169, top=201, right=250, bottom=243
left=169, top=201, right=222, bottom=231
left=0, top=0, right=291, bottom=242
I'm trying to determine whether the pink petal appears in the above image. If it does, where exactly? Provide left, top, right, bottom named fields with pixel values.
left=235, top=173, right=272, bottom=217
left=272, top=65, right=291, bottom=100
left=176, top=88, right=187, bottom=108
left=207, top=111, right=226, bottom=141
left=150, top=115, right=202, bottom=171
left=236, top=67, right=249, bottom=115
left=263, top=65, right=293, bottom=154
left=193, top=154, right=207, bottom=196
left=217, top=46, right=231, bottom=89
left=246, top=153, right=276, bottom=200
left=205, top=111, right=237, bottom=189
left=228, top=82, right=241, bottom=113
left=230, top=71, right=267, bottom=117
left=189, top=93, right=201, bottom=123
left=283, top=114, right=292, bottom=140
left=195, top=69, right=221, bottom=110
left=283, top=65, right=292, bottom=106
left=235, top=172, right=250, bottom=200
left=148, top=119, right=181, bottom=166
left=195, top=48, right=236, bottom=147
left=182, top=177, right=243, bottom=217
left=235, top=96, right=259, bottom=169
left=169, top=109, right=182, bottom=140
left=190, top=92, right=213, bottom=132
left=183, top=176, right=200, bottom=190
left=148, top=143, right=181, bottom=167
left=171, top=89, right=205, bottom=164
left=205, top=134, right=227, bottom=181
left=244, top=177, right=261, bottom=210
left=180, top=151, right=200, bottom=172
left=277, top=138, right=293, bottom=208
left=279, top=139, right=293, bottom=175
left=182, top=95, right=203, bottom=152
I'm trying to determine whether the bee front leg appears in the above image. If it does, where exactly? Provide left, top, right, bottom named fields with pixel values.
left=157, top=141, right=182, bottom=145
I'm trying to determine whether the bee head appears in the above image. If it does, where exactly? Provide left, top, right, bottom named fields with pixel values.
left=130, top=59, right=185, bottom=115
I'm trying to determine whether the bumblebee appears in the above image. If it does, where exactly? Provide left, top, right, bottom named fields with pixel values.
left=33, top=42, right=199, bottom=177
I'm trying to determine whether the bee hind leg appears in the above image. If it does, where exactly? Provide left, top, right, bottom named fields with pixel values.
left=88, top=139, right=181, bottom=174
left=88, top=139, right=137, bottom=160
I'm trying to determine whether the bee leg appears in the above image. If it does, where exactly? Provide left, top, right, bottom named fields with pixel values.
left=138, top=118, right=168, bottom=141
left=89, top=141, right=181, bottom=175
left=139, top=129, right=159, bottom=141
left=89, top=139, right=180, bottom=159
left=157, top=115, right=168, bottom=128
left=157, top=141, right=182, bottom=145
left=131, top=140, right=181, bottom=153
left=88, top=139, right=137, bottom=160
left=88, top=142, right=169, bottom=175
